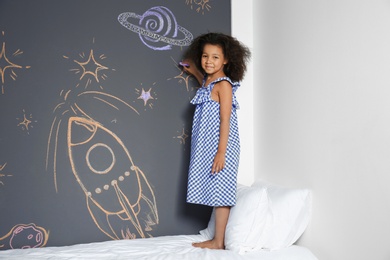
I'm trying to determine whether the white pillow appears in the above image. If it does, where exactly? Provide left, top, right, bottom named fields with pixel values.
left=253, top=180, right=312, bottom=250
left=199, top=183, right=270, bottom=253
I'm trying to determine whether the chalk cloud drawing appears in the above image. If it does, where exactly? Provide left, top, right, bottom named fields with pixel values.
left=46, top=40, right=159, bottom=240
left=0, top=163, right=12, bottom=186
left=185, top=0, right=212, bottom=15
left=118, top=6, right=193, bottom=51
left=0, top=31, right=31, bottom=94
left=0, top=223, right=49, bottom=249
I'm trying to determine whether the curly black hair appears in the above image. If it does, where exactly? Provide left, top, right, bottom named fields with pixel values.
left=183, top=32, right=251, bottom=82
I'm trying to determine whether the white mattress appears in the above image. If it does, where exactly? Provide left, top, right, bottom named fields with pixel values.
left=0, top=234, right=317, bottom=260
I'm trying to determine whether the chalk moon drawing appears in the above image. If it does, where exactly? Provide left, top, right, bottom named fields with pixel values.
left=118, top=6, right=193, bottom=51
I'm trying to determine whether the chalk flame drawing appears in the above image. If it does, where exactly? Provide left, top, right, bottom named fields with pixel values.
left=0, top=223, right=49, bottom=249
left=0, top=31, right=31, bottom=94
left=46, top=89, right=158, bottom=239
left=118, top=6, right=193, bottom=50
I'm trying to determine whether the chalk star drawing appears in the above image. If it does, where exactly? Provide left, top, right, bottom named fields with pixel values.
left=0, top=163, right=12, bottom=186
left=16, top=109, right=37, bottom=135
left=174, top=128, right=189, bottom=144
left=0, top=31, right=31, bottom=94
left=135, top=82, right=157, bottom=109
left=63, top=38, right=115, bottom=90
left=185, top=0, right=211, bottom=15
left=137, top=88, right=154, bottom=106
left=167, top=57, right=195, bottom=92
left=118, top=6, right=193, bottom=51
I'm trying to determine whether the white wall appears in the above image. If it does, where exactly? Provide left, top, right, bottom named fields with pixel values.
left=251, top=0, right=390, bottom=259
left=232, top=0, right=255, bottom=186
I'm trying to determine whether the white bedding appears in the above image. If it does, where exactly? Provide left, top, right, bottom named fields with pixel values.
left=0, top=234, right=317, bottom=260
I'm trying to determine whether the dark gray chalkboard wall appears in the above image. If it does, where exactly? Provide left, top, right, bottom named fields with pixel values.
left=0, top=0, right=231, bottom=249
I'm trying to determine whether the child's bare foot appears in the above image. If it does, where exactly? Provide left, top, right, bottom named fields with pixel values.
left=192, top=239, right=225, bottom=250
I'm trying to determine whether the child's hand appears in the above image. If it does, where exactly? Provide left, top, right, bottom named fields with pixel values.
left=180, top=59, right=196, bottom=75
left=211, top=152, right=225, bottom=174
left=179, top=59, right=204, bottom=86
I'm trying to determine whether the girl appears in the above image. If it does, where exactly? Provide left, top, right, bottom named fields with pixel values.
left=181, top=32, right=251, bottom=250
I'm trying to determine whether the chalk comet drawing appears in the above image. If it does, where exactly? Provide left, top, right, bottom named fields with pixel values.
left=118, top=6, right=193, bottom=50
left=0, top=31, right=31, bottom=94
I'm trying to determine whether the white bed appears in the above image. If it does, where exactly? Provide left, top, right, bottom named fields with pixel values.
left=0, top=234, right=317, bottom=260
left=0, top=181, right=317, bottom=259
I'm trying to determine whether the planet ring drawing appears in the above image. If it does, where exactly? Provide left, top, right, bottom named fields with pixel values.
left=118, top=6, right=193, bottom=50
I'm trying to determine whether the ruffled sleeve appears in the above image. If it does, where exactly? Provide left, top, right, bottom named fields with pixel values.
left=190, top=77, right=240, bottom=109
left=190, top=86, right=211, bottom=105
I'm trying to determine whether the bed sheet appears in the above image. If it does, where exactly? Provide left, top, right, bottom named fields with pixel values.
left=0, top=234, right=318, bottom=260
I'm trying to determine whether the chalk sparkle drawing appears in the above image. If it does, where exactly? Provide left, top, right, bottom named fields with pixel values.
left=167, top=57, right=196, bottom=92
left=63, top=38, right=115, bottom=90
left=0, top=163, right=12, bottom=186
left=185, top=0, right=212, bottom=15
left=174, top=128, right=189, bottom=145
left=0, top=31, right=31, bottom=94
left=118, top=6, right=193, bottom=51
left=16, top=109, right=37, bottom=135
left=0, top=223, right=49, bottom=249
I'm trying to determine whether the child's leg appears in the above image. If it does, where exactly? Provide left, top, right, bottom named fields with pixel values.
left=213, top=206, right=230, bottom=248
left=192, top=206, right=231, bottom=249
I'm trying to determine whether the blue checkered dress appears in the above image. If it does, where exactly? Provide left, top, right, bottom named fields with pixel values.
left=186, top=77, right=240, bottom=207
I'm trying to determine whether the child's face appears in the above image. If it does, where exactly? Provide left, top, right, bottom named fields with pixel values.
left=201, top=44, right=227, bottom=76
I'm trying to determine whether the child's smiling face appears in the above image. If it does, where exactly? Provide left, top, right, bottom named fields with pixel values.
left=201, top=44, right=227, bottom=77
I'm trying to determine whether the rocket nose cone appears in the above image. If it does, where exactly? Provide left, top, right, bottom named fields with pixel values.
left=68, top=117, right=97, bottom=146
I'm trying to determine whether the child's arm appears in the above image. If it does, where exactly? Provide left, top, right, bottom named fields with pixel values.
left=180, top=60, right=204, bottom=86
left=211, top=80, right=233, bottom=174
